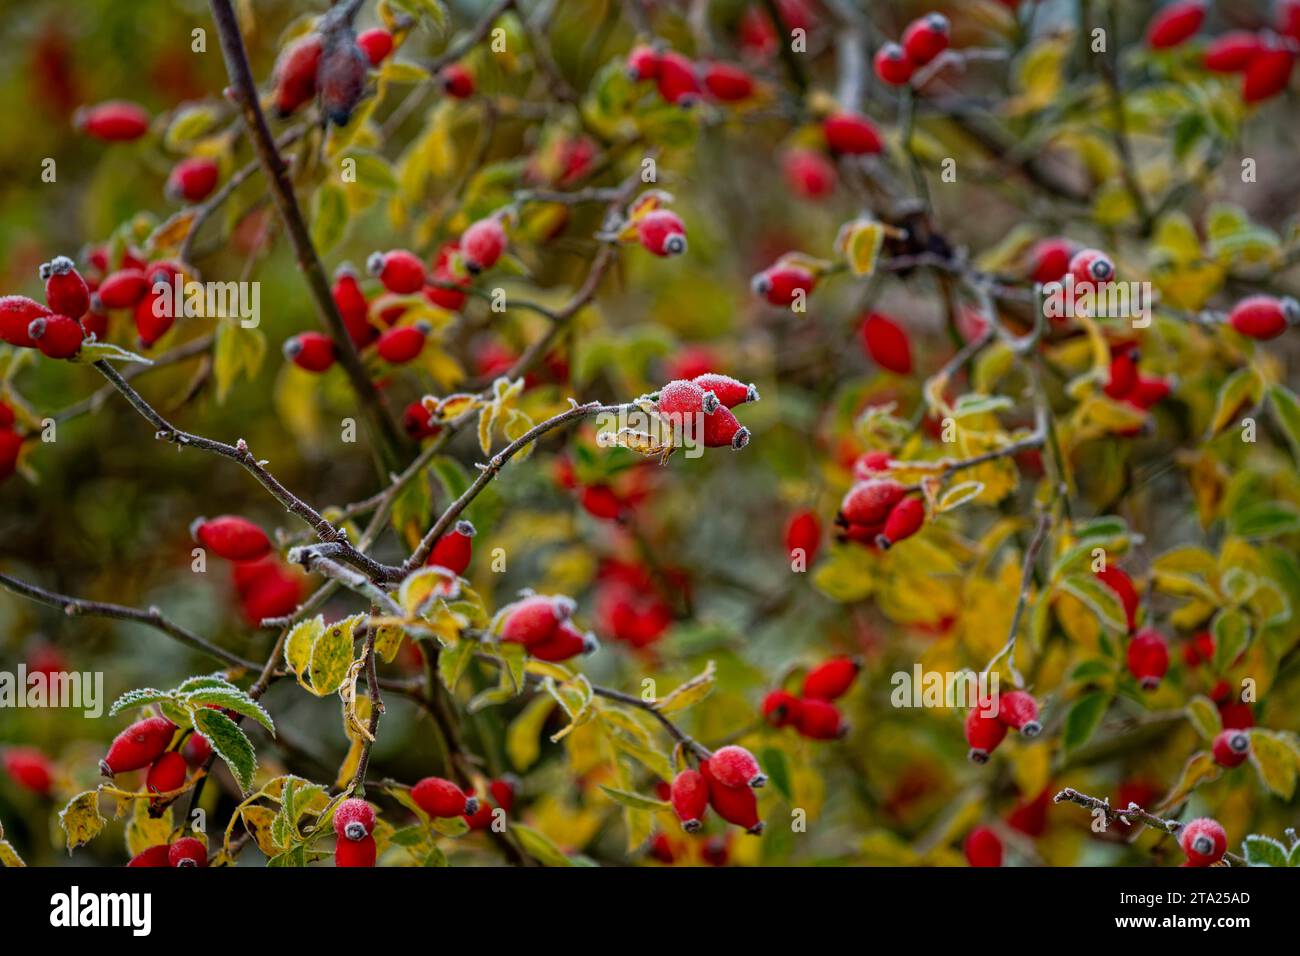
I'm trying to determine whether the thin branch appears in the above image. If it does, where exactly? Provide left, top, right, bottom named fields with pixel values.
left=54, top=334, right=215, bottom=424
left=982, top=510, right=1052, bottom=686
left=0, top=571, right=259, bottom=671
left=1052, top=787, right=1246, bottom=866
left=207, top=0, right=406, bottom=470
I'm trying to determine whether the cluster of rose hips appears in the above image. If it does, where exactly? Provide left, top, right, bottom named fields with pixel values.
left=964, top=690, right=1041, bottom=763
left=873, top=13, right=951, bottom=87
left=626, top=46, right=757, bottom=106
left=670, top=745, right=767, bottom=835
left=0, top=256, right=97, bottom=360
left=498, top=592, right=600, bottom=663
left=128, top=836, right=208, bottom=868
left=835, top=465, right=925, bottom=551
left=646, top=827, right=733, bottom=867
left=1148, top=0, right=1298, bottom=103
left=100, top=714, right=212, bottom=849
left=653, top=373, right=758, bottom=451
left=192, top=514, right=302, bottom=625
left=593, top=559, right=679, bottom=649
left=272, top=23, right=395, bottom=124
left=761, top=656, right=859, bottom=740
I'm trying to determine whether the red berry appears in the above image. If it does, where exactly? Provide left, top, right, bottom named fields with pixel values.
left=701, top=405, right=750, bottom=449
left=183, top=733, right=212, bottom=768
left=0, top=295, right=50, bottom=348
left=708, top=746, right=766, bottom=789
left=1146, top=1, right=1205, bottom=49
left=28, top=314, right=85, bottom=359
left=145, top=751, right=187, bottom=798
left=317, top=29, right=368, bottom=126
left=965, top=707, right=1006, bottom=763
left=329, top=266, right=373, bottom=348
left=1103, top=350, right=1139, bottom=400
left=439, top=63, right=475, bottom=98
left=80, top=307, right=108, bottom=341
left=1228, top=294, right=1298, bottom=340
left=1068, top=248, right=1115, bottom=288
left=357, top=27, right=394, bottom=66
left=700, top=760, right=764, bottom=833
left=1028, top=238, right=1075, bottom=284
left=239, top=564, right=302, bottom=625
left=636, top=210, right=688, bottom=257
left=964, top=825, right=1003, bottom=867
left=1281, top=0, right=1300, bottom=40
left=874, top=42, right=915, bottom=86
left=101, top=717, right=178, bottom=776
left=860, top=312, right=912, bottom=375
left=853, top=450, right=894, bottom=480
left=822, top=111, right=883, bottom=155
left=902, top=13, right=950, bottom=66
left=528, top=621, right=599, bottom=662
left=127, top=845, right=172, bottom=867
left=500, top=594, right=575, bottom=647
left=1203, top=31, right=1265, bottom=73
left=647, top=832, right=676, bottom=863
left=0, top=430, right=24, bottom=483
left=656, top=51, right=700, bottom=105
left=412, top=776, right=476, bottom=817
left=367, top=249, right=426, bottom=294
left=701, top=835, right=730, bottom=866
left=802, top=656, right=859, bottom=701
left=1211, top=728, right=1250, bottom=768
left=580, top=484, right=624, bottom=520
left=1243, top=46, right=1295, bottom=102
left=781, top=148, right=837, bottom=199
left=135, top=289, right=174, bottom=347
left=272, top=35, right=323, bottom=117
left=794, top=697, right=848, bottom=740
left=1179, top=817, right=1226, bottom=866
left=2, top=746, right=54, bottom=795
left=1127, top=375, right=1171, bottom=409
left=1219, top=699, right=1254, bottom=729
left=461, top=217, right=507, bottom=273
left=41, top=256, right=90, bottom=318
left=192, top=515, right=271, bottom=561
left=1127, top=628, right=1169, bottom=690
left=627, top=45, right=661, bottom=80
left=76, top=100, right=150, bottom=141
left=751, top=264, right=815, bottom=306
left=96, top=269, right=149, bottom=309
left=1183, top=631, right=1214, bottom=668
left=840, top=478, right=906, bottom=528
left=375, top=324, right=428, bottom=364
left=877, top=496, right=924, bottom=549
left=657, top=378, right=720, bottom=418
left=785, top=509, right=822, bottom=564
left=762, top=689, right=803, bottom=728
left=427, top=520, right=475, bottom=575
left=334, top=798, right=376, bottom=841
left=670, top=769, right=709, bottom=831
left=166, top=156, right=220, bottom=203
left=701, top=61, right=755, bottom=101
left=692, top=373, right=757, bottom=407
left=997, top=690, right=1042, bottom=737
left=283, top=331, right=337, bottom=372
left=1095, top=566, right=1139, bottom=632
left=335, top=833, right=376, bottom=867
left=402, top=400, right=440, bottom=441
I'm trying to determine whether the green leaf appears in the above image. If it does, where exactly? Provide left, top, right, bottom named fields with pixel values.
left=183, top=686, right=275, bottom=734
left=937, top=481, right=985, bottom=513
left=1206, top=366, right=1261, bottom=438
left=760, top=747, right=793, bottom=801
left=308, top=616, right=358, bottom=696
left=1249, top=729, right=1298, bottom=800
left=1059, top=575, right=1128, bottom=632
left=1231, top=502, right=1300, bottom=539
left=1267, top=384, right=1300, bottom=466
left=1185, top=695, right=1222, bottom=742
left=598, top=785, right=670, bottom=812
left=344, top=150, right=399, bottom=193
left=437, top=639, right=475, bottom=692
left=654, top=660, right=716, bottom=715
left=73, top=340, right=153, bottom=366
left=284, top=616, right=324, bottom=679
left=1062, top=692, right=1110, bottom=752
left=1163, top=751, right=1221, bottom=806
left=1211, top=607, right=1252, bottom=673
left=511, top=824, right=573, bottom=867
left=506, top=692, right=556, bottom=772
left=193, top=707, right=257, bottom=794
left=108, top=687, right=172, bottom=716
left=310, top=181, right=348, bottom=253
left=163, top=106, right=219, bottom=149
left=1243, top=834, right=1288, bottom=867
left=59, top=790, right=105, bottom=853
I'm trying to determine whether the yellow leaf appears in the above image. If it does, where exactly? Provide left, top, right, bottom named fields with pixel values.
left=60, top=790, right=106, bottom=853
